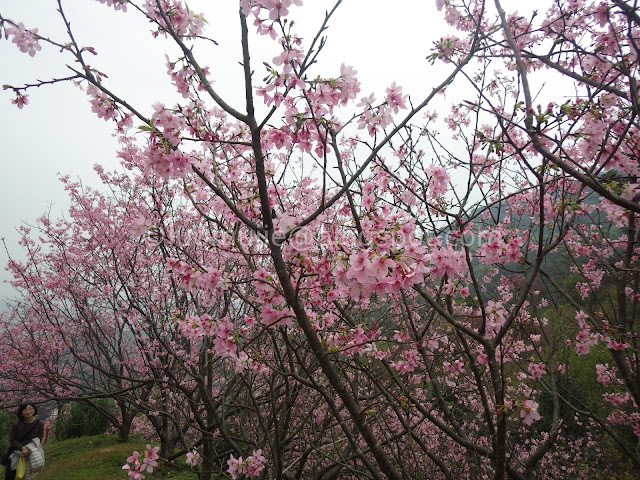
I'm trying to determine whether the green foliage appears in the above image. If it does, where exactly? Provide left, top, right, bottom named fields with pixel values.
left=566, top=343, right=611, bottom=413
left=0, top=409, right=13, bottom=454
left=1, top=435, right=197, bottom=480
left=53, top=400, right=114, bottom=441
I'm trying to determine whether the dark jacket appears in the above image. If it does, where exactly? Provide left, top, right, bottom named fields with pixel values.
left=9, top=419, right=44, bottom=450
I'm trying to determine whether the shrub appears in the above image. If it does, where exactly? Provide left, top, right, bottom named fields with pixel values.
left=54, top=399, right=114, bottom=441
left=0, top=409, right=13, bottom=453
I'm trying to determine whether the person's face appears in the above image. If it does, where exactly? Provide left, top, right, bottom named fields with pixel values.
left=21, top=405, right=35, bottom=419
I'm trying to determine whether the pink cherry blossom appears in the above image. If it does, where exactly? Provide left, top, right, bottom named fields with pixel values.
left=6, top=22, right=41, bottom=57
left=424, top=165, right=450, bottom=198
left=11, top=93, right=28, bottom=109
left=520, top=400, right=541, bottom=425
left=185, top=449, right=201, bottom=467
left=384, top=82, right=407, bottom=113
left=87, top=84, right=117, bottom=121
left=95, top=0, right=128, bottom=12
left=528, top=362, right=545, bottom=379
left=227, top=449, right=266, bottom=479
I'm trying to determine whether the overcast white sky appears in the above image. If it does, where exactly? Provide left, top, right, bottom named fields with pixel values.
left=0, top=0, right=469, bottom=306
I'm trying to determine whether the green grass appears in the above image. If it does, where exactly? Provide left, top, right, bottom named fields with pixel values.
left=1, top=435, right=198, bottom=480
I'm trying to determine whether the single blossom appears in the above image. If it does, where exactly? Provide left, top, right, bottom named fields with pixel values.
left=186, top=449, right=201, bottom=467
left=520, top=400, right=541, bottom=425
left=11, top=94, right=29, bottom=109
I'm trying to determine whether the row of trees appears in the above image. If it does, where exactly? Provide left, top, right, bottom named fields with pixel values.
left=1, top=0, right=639, bottom=479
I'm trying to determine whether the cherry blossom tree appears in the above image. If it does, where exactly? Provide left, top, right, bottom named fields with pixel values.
left=1, top=162, right=366, bottom=480
left=0, top=170, right=189, bottom=446
left=1, top=0, right=639, bottom=479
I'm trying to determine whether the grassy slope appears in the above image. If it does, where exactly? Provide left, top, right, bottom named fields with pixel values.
left=1, top=435, right=198, bottom=480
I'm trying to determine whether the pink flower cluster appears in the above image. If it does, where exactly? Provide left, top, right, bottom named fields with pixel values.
left=527, top=362, right=545, bottom=379
left=390, top=348, right=419, bottom=373
left=122, top=445, right=159, bottom=480
left=167, top=259, right=222, bottom=305
left=151, top=103, right=185, bottom=147
left=233, top=350, right=270, bottom=374
left=575, top=311, right=599, bottom=355
left=331, top=212, right=432, bottom=300
left=306, top=63, right=362, bottom=115
left=143, top=142, right=194, bottom=179
left=356, top=83, right=407, bottom=135
left=143, top=0, right=205, bottom=38
left=335, top=247, right=427, bottom=300
left=604, top=336, right=628, bottom=351
left=477, top=228, right=523, bottom=265
left=134, top=103, right=198, bottom=178
left=424, top=165, right=450, bottom=198
left=166, top=58, right=195, bottom=98
left=425, top=240, right=466, bottom=279
left=176, top=313, right=269, bottom=375
left=256, top=61, right=360, bottom=156
left=272, top=44, right=305, bottom=70
left=5, top=22, right=41, bottom=57
left=227, top=449, right=266, bottom=479
left=595, top=363, right=618, bottom=387
left=436, top=0, right=483, bottom=31
left=240, top=0, right=303, bottom=22
left=432, top=35, right=464, bottom=63
left=444, top=359, right=465, bottom=374
left=263, top=127, right=293, bottom=151
left=326, top=324, right=382, bottom=357
left=87, top=85, right=117, bottom=121
left=178, top=314, right=237, bottom=357
left=94, top=0, right=128, bottom=12
left=253, top=268, right=295, bottom=328
left=485, top=300, right=507, bottom=336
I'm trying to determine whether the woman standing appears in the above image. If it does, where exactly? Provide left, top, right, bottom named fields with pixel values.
left=5, top=403, right=44, bottom=480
